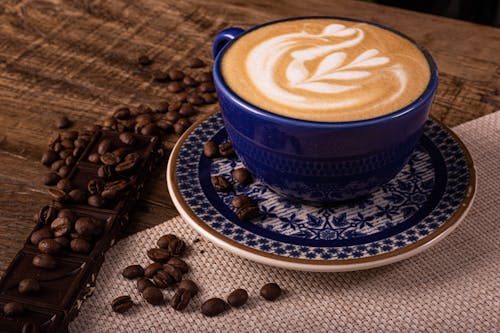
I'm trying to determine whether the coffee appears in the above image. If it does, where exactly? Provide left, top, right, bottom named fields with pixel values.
left=221, top=18, right=431, bottom=122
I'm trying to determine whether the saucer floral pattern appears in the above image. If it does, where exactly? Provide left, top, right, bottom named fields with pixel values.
left=175, top=113, right=471, bottom=261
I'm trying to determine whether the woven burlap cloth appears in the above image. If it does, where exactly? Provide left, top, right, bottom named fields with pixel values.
left=70, top=112, right=499, bottom=332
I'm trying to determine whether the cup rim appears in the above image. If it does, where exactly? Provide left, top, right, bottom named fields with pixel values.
left=213, top=16, right=439, bottom=128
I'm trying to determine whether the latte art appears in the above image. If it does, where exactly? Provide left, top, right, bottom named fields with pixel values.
left=221, top=19, right=431, bottom=122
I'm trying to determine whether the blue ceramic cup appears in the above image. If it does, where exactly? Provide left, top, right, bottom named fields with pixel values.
left=212, top=17, right=438, bottom=203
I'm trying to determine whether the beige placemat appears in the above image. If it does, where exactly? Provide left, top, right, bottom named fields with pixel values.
left=70, top=112, right=500, bottom=332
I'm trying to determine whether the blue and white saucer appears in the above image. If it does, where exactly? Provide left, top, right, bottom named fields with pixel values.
left=167, top=112, right=476, bottom=272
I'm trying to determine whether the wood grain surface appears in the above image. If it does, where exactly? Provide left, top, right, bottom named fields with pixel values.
left=0, top=0, right=499, bottom=274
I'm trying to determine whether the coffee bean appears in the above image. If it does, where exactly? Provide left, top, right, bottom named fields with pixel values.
left=58, top=165, right=70, bottom=178
left=122, top=265, right=144, bottom=279
left=211, top=175, right=232, bottom=192
left=198, top=72, right=212, bottom=83
left=56, top=179, right=72, bottom=192
left=112, top=147, right=130, bottom=160
left=64, top=155, right=75, bottom=166
left=70, top=238, right=92, bottom=254
left=74, top=138, right=88, bottom=149
left=138, top=54, right=152, bottom=66
left=201, top=93, right=217, bottom=104
left=260, top=283, right=281, bottom=301
left=154, top=101, right=169, bottom=113
left=50, top=159, right=65, bottom=171
left=48, top=132, right=61, bottom=147
left=147, top=248, right=171, bottom=262
left=156, top=120, right=174, bottom=132
left=219, top=142, right=235, bottom=158
left=98, top=165, right=115, bottom=178
left=142, top=286, right=163, bottom=305
left=198, top=82, right=215, bottom=93
left=47, top=188, right=68, bottom=202
left=88, top=194, right=105, bottom=208
left=103, top=117, right=118, bottom=130
left=187, top=94, right=204, bottom=106
left=168, top=100, right=182, bottom=112
left=227, top=289, right=248, bottom=307
left=104, top=179, right=129, bottom=193
left=47, top=217, right=70, bottom=238
left=187, top=58, right=205, bottom=68
left=166, top=257, right=189, bottom=274
left=174, top=118, right=191, bottom=135
left=69, top=189, right=87, bottom=204
left=30, top=226, right=53, bottom=245
left=163, top=264, right=182, bottom=282
left=169, top=69, right=184, bottom=81
left=165, top=111, right=180, bottom=122
left=182, top=75, right=198, bottom=87
left=53, top=236, right=70, bottom=249
left=88, top=178, right=105, bottom=195
left=171, top=288, right=191, bottom=311
left=101, top=188, right=118, bottom=200
left=157, top=235, right=186, bottom=255
left=57, top=209, right=75, bottom=221
left=98, top=138, right=113, bottom=155
left=137, top=278, right=155, bottom=293
left=42, top=172, right=61, bottom=186
left=100, top=152, right=120, bottom=166
left=111, top=295, right=134, bottom=314
left=201, top=298, right=227, bottom=317
left=18, top=278, right=41, bottom=296
left=113, top=107, right=131, bottom=120
left=236, top=203, right=260, bottom=221
left=232, top=168, right=253, bottom=185
left=167, top=81, right=183, bottom=93
left=119, top=132, right=136, bottom=146
left=87, top=152, right=101, bottom=163
left=21, top=322, right=37, bottom=333
left=140, top=123, right=159, bottom=136
left=59, top=149, right=73, bottom=160
left=52, top=142, right=63, bottom=153
left=144, top=262, right=163, bottom=278
left=203, top=141, right=219, bottom=158
left=3, top=302, right=24, bottom=316
left=60, top=139, right=74, bottom=150
left=38, top=238, right=62, bottom=255
left=152, top=70, right=169, bottom=82
left=75, top=217, right=99, bottom=236
left=115, top=153, right=140, bottom=173
left=32, top=254, right=57, bottom=269
left=135, top=113, right=153, bottom=123
left=178, top=279, right=198, bottom=296
left=179, top=104, right=196, bottom=117
left=41, top=150, right=59, bottom=166
left=231, top=195, right=256, bottom=209
left=157, top=234, right=176, bottom=249
left=56, top=115, right=71, bottom=129
left=152, top=269, right=175, bottom=288
left=134, top=119, right=150, bottom=134
left=73, top=146, right=85, bottom=157
left=37, top=205, right=58, bottom=225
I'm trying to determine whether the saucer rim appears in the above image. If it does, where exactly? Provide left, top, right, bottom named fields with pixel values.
left=167, top=111, right=477, bottom=272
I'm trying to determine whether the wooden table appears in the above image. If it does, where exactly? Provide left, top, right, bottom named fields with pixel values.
left=0, top=0, right=499, bottom=275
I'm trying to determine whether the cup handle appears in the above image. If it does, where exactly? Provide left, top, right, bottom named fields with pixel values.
left=212, top=27, right=245, bottom=59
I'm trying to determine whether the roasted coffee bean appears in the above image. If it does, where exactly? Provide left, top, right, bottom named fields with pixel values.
left=38, top=238, right=62, bottom=254
left=198, top=82, right=215, bottom=93
left=84, top=124, right=101, bottom=132
left=179, top=104, right=196, bottom=117
left=53, top=236, right=70, bottom=249
left=187, top=94, right=204, bottom=106
left=231, top=195, right=256, bottom=209
left=147, top=248, right=171, bottom=262
left=134, top=119, right=150, bottom=134
left=50, top=217, right=72, bottom=237
left=88, top=178, right=105, bottom=195
left=57, top=208, right=75, bottom=221
left=111, top=295, right=134, bottom=314
left=156, top=120, right=174, bottom=132
left=47, top=188, right=68, bottom=202
left=101, top=189, right=118, bottom=200
left=166, top=257, right=189, bottom=274
left=112, top=147, right=130, bottom=160
left=203, top=141, right=219, bottom=158
left=144, top=262, right=164, bottom=278
left=174, top=118, right=191, bottom=135
left=70, top=232, right=91, bottom=241
left=52, top=142, right=63, bottom=153
left=56, top=115, right=71, bottom=129
left=119, top=132, right=136, bottom=146
left=56, top=179, right=72, bottom=192
left=30, top=226, right=53, bottom=245
left=18, top=278, right=40, bottom=295
left=122, top=265, right=144, bottom=279
left=88, top=194, right=105, bottom=208
left=58, top=165, right=70, bottom=178
left=201, top=93, right=217, bottom=104
left=69, top=189, right=87, bottom=204
left=47, top=132, right=61, bottom=147
left=41, top=150, right=59, bottom=166
left=75, top=217, right=99, bottom=236
left=74, top=138, right=88, bottom=149
left=157, top=234, right=177, bottom=249
left=37, top=205, right=58, bottom=225
left=178, top=279, right=198, bottom=296
left=115, top=153, right=140, bottom=173
left=227, top=289, right=248, bottom=307
left=113, top=107, right=131, bottom=120
left=104, top=179, right=129, bottom=193
left=187, top=58, right=205, bottom=68
left=152, top=269, right=175, bottom=288
left=137, top=278, right=155, bottom=293
left=138, top=104, right=153, bottom=115
left=260, top=283, right=281, bottom=301
left=100, top=152, right=120, bottom=166
left=236, top=203, right=260, bottom=221
left=169, top=238, right=185, bottom=256
left=42, top=172, right=60, bottom=186
left=98, top=138, right=113, bottom=155
left=168, top=69, right=184, bottom=81
left=163, top=264, right=182, bottom=282
left=135, top=113, right=153, bottom=123
left=182, top=75, right=198, bottom=87
left=59, top=149, right=73, bottom=160
left=21, top=322, right=37, bottom=333
left=167, top=81, right=183, bottom=93
left=165, top=111, right=180, bottom=122
left=64, top=155, right=75, bottom=166
left=70, top=238, right=92, bottom=254
left=171, top=288, right=191, bottom=311
left=198, top=72, right=212, bottom=83
left=50, top=159, right=65, bottom=171
left=140, top=123, right=160, bottom=136
left=211, top=175, right=232, bottom=192
left=219, top=142, right=235, bottom=157
left=102, top=117, right=118, bottom=129
left=152, top=70, right=169, bottom=82
left=32, top=254, right=56, bottom=269
left=168, top=100, right=182, bottom=112
left=60, top=139, right=74, bottom=150
left=232, top=168, right=253, bottom=185
left=73, top=146, right=85, bottom=157
left=98, top=165, right=114, bottom=178
left=155, top=101, right=169, bottom=113
left=3, top=302, right=24, bottom=316
left=138, top=54, right=152, bottom=66
left=142, top=286, right=164, bottom=305
left=87, top=152, right=101, bottom=163
left=201, top=298, right=227, bottom=317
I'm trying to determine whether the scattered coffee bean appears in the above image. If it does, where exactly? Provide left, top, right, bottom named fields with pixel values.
left=260, top=283, right=281, bottom=301
left=163, top=264, right=182, bottom=282
left=198, top=72, right=212, bottom=82
left=59, top=150, right=73, bottom=160
left=37, top=205, right=58, bottom=225
left=135, top=113, right=153, bottom=123
left=98, top=138, right=112, bottom=155
left=56, top=115, right=71, bottom=129
left=232, top=167, right=253, bottom=185
left=203, top=141, right=219, bottom=158
left=58, top=165, right=71, bottom=178
left=88, top=152, right=101, bottom=164
left=30, top=226, right=53, bottom=245
left=42, top=172, right=61, bottom=186
left=182, top=75, right=198, bottom=87
left=152, top=269, right=175, bottom=288
left=73, top=146, right=85, bottom=157
left=219, top=142, right=235, bottom=157
left=52, top=142, right=63, bottom=153
left=113, top=107, right=131, bottom=120
left=168, top=100, right=182, bottom=112
left=70, top=238, right=92, bottom=254
left=112, top=147, right=130, bottom=160
left=32, top=254, right=57, bottom=269
left=201, top=298, right=227, bottom=317
left=165, top=111, right=180, bottom=122
left=51, top=159, right=65, bottom=171
left=178, top=279, right=198, bottom=296
left=167, top=81, right=184, bottom=93
left=144, top=262, right=164, bottom=278
left=156, top=120, right=173, bottom=132
left=111, top=295, right=134, bottom=314
left=57, top=209, right=75, bottom=221
left=60, top=139, right=74, bottom=150
left=227, top=289, right=248, bottom=307
left=88, top=194, right=105, bottom=208
left=211, top=175, right=232, bottom=192
left=157, top=234, right=185, bottom=255
left=157, top=234, right=176, bottom=249
left=18, top=278, right=40, bottom=295
left=100, top=152, right=120, bottom=166
left=147, top=248, right=171, bottom=262
left=187, top=94, right=204, bottom=106
left=236, top=202, right=260, bottom=221
left=179, top=104, right=196, bottom=117
left=122, top=265, right=144, bottom=279
left=174, top=118, right=191, bottom=135
left=98, top=165, right=115, bottom=178
left=47, top=188, right=68, bottom=202
left=155, top=101, right=169, bottom=113
left=142, top=286, right=163, bottom=305
left=231, top=195, right=255, bottom=209
left=198, top=82, right=215, bottom=93
left=55, top=179, right=71, bottom=192
left=166, top=257, right=189, bottom=273
left=3, top=302, right=24, bottom=316
left=75, top=217, right=99, bottom=236
left=138, top=54, right=152, bottom=66
left=41, top=150, right=59, bottom=166
left=103, top=117, right=118, bottom=130
left=171, top=288, right=191, bottom=311
left=64, top=155, right=75, bottom=166
left=176, top=92, right=188, bottom=102
left=88, top=178, right=105, bottom=195
left=53, top=236, right=70, bottom=249
left=140, top=123, right=160, bottom=136
left=137, top=104, right=153, bottom=114
left=201, top=93, right=217, bottom=104
left=69, top=189, right=87, bottom=203
left=152, top=70, right=169, bottom=82
left=137, top=278, right=155, bottom=293
left=187, top=58, right=205, bottom=68
left=47, top=132, right=61, bottom=147
left=168, top=69, right=184, bottom=81
left=38, top=238, right=62, bottom=255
